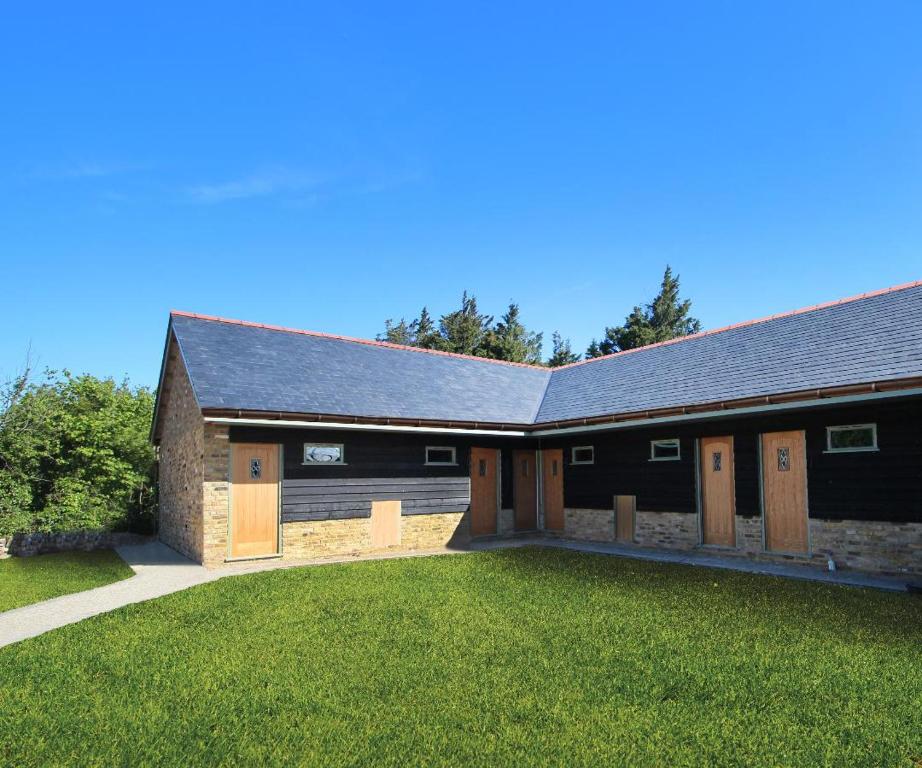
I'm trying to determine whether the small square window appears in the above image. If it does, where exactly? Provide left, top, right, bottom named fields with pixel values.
left=826, top=424, right=877, bottom=453
left=303, top=443, right=345, bottom=465
left=650, top=439, right=681, bottom=461
left=425, top=446, right=457, bottom=466
left=571, top=446, right=594, bottom=465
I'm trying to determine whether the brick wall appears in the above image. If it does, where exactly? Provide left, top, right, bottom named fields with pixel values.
left=809, top=518, right=921, bottom=577
left=735, top=516, right=762, bottom=554
left=282, top=511, right=468, bottom=559
left=564, top=508, right=615, bottom=542
left=634, top=510, right=699, bottom=550
left=157, top=343, right=205, bottom=562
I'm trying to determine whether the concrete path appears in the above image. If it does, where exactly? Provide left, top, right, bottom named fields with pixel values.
left=474, top=536, right=912, bottom=592
left=0, top=536, right=912, bottom=649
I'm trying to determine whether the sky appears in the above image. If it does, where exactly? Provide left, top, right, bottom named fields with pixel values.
left=1, top=2, right=920, bottom=388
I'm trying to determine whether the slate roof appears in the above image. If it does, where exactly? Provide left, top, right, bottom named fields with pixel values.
left=169, top=313, right=551, bottom=425
left=536, top=281, right=922, bottom=424
left=164, top=281, right=922, bottom=430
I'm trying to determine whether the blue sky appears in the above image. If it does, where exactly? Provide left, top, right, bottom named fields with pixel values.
left=1, top=2, right=920, bottom=388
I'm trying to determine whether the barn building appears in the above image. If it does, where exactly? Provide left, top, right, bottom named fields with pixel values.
left=151, top=281, right=922, bottom=577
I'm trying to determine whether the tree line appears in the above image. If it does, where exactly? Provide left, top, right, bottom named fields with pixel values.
left=379, top=266, right=701, bottom=366
left=0, top=365, right=156, bottom=538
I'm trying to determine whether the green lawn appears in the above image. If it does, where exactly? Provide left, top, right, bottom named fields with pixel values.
left=0, top=549, right=133, bottom=612
left=0, top=548, right=919, bottom=767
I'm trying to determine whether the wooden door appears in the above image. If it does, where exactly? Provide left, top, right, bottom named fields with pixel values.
left=370, top=500, right=402, bottom=548
left=761, top=430, right=809, bottom=554
left=470, top=448, right=498, bottom=536
left=700, top=436, right=736, bottom=546
left=513, top=450, right=537, bottom=530
left=542, top=449, right=564, bottom=531
left=230, top=443, right=280, bottom=559
left=615, top=495, right=635, bottom=542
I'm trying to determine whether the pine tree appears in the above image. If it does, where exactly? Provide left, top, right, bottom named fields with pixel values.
left=414, top=307, right=442, bottom=350
left=378, top=318, right=415, bottom=346
left=547, top=331, right=580, bottom=367
left=439, top=292, right=493, bottom=356
left=586, top=266, right=701, bottom=357
left=484, top=303, right=543, bottom=364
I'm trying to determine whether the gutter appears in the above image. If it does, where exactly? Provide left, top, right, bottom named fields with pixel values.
left=200, top=382, right=922, bottom=438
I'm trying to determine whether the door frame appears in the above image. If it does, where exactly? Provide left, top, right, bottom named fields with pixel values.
left=226, top=442, right=283, bottom=562
left=758, top=430, right=811, bottom=556
left=696, top=435, right=737, bottom=548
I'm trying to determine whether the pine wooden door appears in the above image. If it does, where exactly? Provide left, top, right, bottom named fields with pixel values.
left=230, top=443, right=280, bottom=558
left=700, top=436, right=736, bottom=546
left=761, top=431, right=809, bottom=553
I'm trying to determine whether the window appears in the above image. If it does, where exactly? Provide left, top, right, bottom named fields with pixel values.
left=571, top=446, right=594, bottom=465
left=650, top=439, right=681, bottom=461
left=826, top=424, right=877, bottom=453
left=303, top=443, right=345, bottom=464
left=425, top=446, right=457, bottom=466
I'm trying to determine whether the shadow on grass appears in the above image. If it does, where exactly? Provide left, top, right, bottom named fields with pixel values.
left=479, top=544, right=922, bottom=640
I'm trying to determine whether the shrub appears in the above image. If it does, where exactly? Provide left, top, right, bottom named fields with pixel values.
left=0, top=370, right=156, bottom=536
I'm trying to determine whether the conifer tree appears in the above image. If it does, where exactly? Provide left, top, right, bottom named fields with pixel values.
left=586, top=266, right=701, bottom=357
left=439, top=291, right=493, bottom=356
left=547, top=331, right=580, bottom=367
left=484, top=303, right=543, bottom=364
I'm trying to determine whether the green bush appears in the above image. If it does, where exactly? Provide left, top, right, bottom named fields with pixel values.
left=0, top=371, right=156, bottom=537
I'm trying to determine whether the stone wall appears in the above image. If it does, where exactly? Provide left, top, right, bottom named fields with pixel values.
left=634, top=510, right=699, bottom=550
left=498, top=508, right=516, bottom=536
left=809, top=518, right=921, bottom=577
left=157, top=342, right=205, bottom=563
left=282, top=511, right=468, bottom=560
left=201, top=424, right=231, bottom=567
left=0, top=531, right=152, bottom=558
left=563, top=508, right=615, bottom=542
left=735, top=515, right=762, bottom=554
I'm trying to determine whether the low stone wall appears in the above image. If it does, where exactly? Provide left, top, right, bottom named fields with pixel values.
left=564, top=508, right=615, bottom=542
left=0, top=531, right=153, bottom=558
left=809, top=518, right=921, bottom=577
left=634, top=510, right=699, bottom=550
left=281, top=511, right=469, bottom=561
left=498, top=508, right=516, bottom=537
left=735, top=515, right=762, bottom=554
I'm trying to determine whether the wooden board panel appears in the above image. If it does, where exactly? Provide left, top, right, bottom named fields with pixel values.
left=542, top=449, right=564, bottom=531
left=470, top=447, right=498, bottom=536
left=513, top=450, right=538, bottom=530
left=230, top=443, right=279, bottom=559
left=761, top=430, right=809, bottom=554
left=700, top=436, right=736, bottom=546
left=281, top=476, right=471, bottom=523
left=370, top=500, right=401, bottom=548
left=615, top=495, right=635, bottom=542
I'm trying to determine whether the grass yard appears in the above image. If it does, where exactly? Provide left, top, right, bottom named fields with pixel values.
left=0, top=550, right=133, bottom=613
left=0, top=548, right=919, bottom=767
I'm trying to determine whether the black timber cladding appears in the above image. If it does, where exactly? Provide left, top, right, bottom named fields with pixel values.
left=283, top=477, right=470, bottom=522
left=230, top=398, right=922, bottom=525
left=542, top=398, right=922, bottom=523
left=230, top=427, right=532, bottom=521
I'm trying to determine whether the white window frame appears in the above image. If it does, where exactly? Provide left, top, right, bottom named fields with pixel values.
left=425, top=446, right=457, bottom=466
left=825, top=424, right=878, bottom=453
left=302, top=443, right=346, bottom=465
left=571, top=445, right=595, bottom=465
left=650, top=438, right=681, bottom=461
